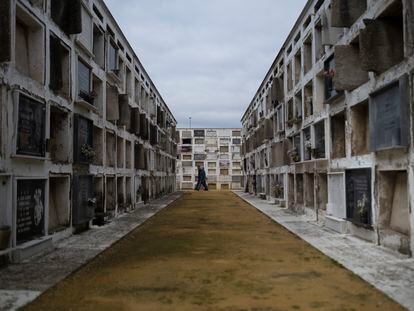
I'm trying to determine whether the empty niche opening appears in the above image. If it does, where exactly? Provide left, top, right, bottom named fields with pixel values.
left=315, top=19, right=324, bottom=62
left=50, top=106, right=70, bottom=164
left=106, top=176, right=116, bottom=214
left=49, top=34, right=70, bottom=99
left=294, top=50, right=302, bottom=84
left=378, top=171, right=410, bottom=253
left=182, top=138, right=192, bottom=145
left=304, top=80, right=314, bottom=118
left=314, top=120, right=326, bottom=159
left=303, top=34, right=313, bottom=74
left=117, top=177, right=125, bottom=213
left=351, top=101, right=369, bottom=156
left=117, top=136, right=124, bottom=169
left=106, top=84, right=119, bottom=122
left=294, top=91, right=303, bottom=121
left=303, top=127, right=312, bottom=161
left=304, top=173, right=315, bottom=208
left=93, top=176, right=104, bottom=221
left=314, top=70, right=325, bottom=113
left=287, top=61, right=293, bottom=92
left=48, top=176, right=70, bottom=234
left=92, top=125, right=103, bottom=166
left=92, top=74, right=103, bottom=116
left=15, top=5, right=45, bottom=84
left=296, top=174, right=304, bottom=207
left=106, top=131, right=116, bottom=167
left=126, top=67, right=132, bottom=97
left=125, top=177, right=132, bottom=208
left=378, top=171, right=409, bottom=235
left=331, top=112, right=346, bottom=159
left=93, top=24, right=105, bottom=69
left=287, top=99, right=294, bottom=126
left=126, top=140, right=132, bottom=169
left=316, top=173, right=328, bottom=212
left=134, top=79, right=141, bottom=104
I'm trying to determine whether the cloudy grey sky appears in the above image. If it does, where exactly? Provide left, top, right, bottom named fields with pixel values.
left=104, top=0, right=307, bottom=128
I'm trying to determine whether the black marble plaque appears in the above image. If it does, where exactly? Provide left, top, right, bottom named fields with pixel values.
left=370, top=76, right=409, bottom=151
left=17, top=95, right=46, bottom=157
left=72, top=175, right=94, bottom=225
left=346, top=169, right=372, bottom=226
left=17, top=180, right=45, bottom=244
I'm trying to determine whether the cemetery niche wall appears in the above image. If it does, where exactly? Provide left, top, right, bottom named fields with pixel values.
left=240, top=0, right=414, bottom=255
left=0, top=0, right=178, bottom=263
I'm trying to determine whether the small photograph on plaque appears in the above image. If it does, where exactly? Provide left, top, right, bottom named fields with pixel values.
left=17, top=179, right=46, bottom=244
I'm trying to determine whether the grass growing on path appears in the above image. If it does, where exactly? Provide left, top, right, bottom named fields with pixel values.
left=25, top=191, right=404, bottom=311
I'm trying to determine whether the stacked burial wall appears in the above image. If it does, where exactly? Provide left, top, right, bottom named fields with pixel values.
left=176, top=129, right=243, bottom=191
left=241, top=0, right=414, bottom=256
left=0, top=0, right=177, bottom=263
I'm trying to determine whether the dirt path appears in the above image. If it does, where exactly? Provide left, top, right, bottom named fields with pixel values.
left=24, top=192, right=404, bottom=311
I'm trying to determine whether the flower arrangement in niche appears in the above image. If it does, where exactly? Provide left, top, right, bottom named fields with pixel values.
left=81, top=144, right=95, bottom=160
left=288, top=148, right=300, bottom=162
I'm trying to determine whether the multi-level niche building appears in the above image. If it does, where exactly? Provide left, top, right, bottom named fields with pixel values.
left=0, top=0, right=177, bottom=263
left=176, top=128, right=243, bottom=190
left=241, top=0, right=414, bottom=255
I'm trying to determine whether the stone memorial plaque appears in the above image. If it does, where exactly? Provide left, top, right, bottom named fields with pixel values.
left=194, top=154, right=206, bottom=161
left=314, top=121, right=326, bottom=159
left=72, top=175, right=94, bottom=225
left=17, top=179, right=45, bottom=244
left=131, top=108, right=140, bottom=135
left=346, top=169, right=372, bottom=225
left=74, top=114, right=93, bottom=164
left=17, top=94, right=46, bottom=157
left=369, top=76, right=409, bottom=151
left=194, top=130, right=205, bottom=137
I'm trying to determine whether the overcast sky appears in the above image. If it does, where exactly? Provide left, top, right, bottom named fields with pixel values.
left=104, top=0, right=307, bottom=128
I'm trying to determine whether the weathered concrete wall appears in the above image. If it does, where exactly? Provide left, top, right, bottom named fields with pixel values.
left=0, top=0, right=177, bottom=262
left=241, top=0, right=414, bottom=255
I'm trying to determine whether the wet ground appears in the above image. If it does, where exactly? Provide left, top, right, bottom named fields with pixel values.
left=24, top=191, right=404, bottom=311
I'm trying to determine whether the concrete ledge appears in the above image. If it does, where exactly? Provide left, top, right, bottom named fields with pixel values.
left=12, top=237, right=54, bottom=264
left=233, top=191, right=414, bottom=311
left=325, top=215, right=347, bottom=233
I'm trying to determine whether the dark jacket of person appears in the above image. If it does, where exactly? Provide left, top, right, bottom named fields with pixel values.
left=198, top=168, right=206, bottom=182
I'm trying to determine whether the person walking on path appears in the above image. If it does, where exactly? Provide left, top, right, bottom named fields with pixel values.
left=195, top=165, right=208, bottom=191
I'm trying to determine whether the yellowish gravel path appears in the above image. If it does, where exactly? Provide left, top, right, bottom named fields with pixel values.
left=24, top=191, right=404, bottom=311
